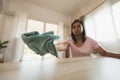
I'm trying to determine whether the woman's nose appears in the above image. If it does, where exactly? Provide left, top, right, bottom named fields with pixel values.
left=75, top=27, right=79, bottom=30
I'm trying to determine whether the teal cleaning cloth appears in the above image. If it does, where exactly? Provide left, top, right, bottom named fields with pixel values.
left=21, top=31, right=59, bottom=57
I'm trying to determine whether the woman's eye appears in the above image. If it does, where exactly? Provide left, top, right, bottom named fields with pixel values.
left=77, top=26, right=81, bottom=28
left=73, top=26, right=81, bottom=29
left=73, top=26, right=76, bottom=28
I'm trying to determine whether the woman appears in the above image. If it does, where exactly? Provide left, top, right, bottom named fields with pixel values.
left=57, top=19, right=120, bottom=58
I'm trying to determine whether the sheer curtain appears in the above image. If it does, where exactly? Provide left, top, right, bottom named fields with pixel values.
left=3, top=12, right=27, bottom=62
left=84, top=1, right=120, bottom=53
left=58, top=22, right=64, bottom=41
left=112, top=1, right=120, bottom=39
left=12, top=12, right=27, bottom=62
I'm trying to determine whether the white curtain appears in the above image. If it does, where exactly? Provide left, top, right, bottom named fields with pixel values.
left=58, top=22, right=70, bottom=41
left=112, top=1, right=120, bottom=39
left=58, top=22, right=64, bottom=41
left=3, top=12, right=27, bottom=62
left=12, top=12, right=27, bottom=62
left=84, top=1, right=120, bottom=53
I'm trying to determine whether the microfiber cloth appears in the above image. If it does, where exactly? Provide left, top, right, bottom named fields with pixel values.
left=21, top=31, right=59, bottom=57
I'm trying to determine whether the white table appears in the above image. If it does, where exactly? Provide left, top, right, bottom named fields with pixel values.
left=0, top=56, right=120, bottom=80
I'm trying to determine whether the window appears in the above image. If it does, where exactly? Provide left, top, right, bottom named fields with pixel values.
left=84, top=2, right=118, bottom=42
left=84, top=2, right=120, bottom=53
left=112, top=1, right=120, bottom=38
left=45, top=23, right=58, bottom=35
left=27, top=19, right=44, bottom=33
left=23, top=19, right=58, bottom=61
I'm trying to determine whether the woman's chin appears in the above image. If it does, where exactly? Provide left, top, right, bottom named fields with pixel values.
left=74, top=33, right=81, bottom=36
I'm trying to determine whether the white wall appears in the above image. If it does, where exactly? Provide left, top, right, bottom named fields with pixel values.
left=0, top=13, right=3, bottom=39
left=0, top=0, right=11, bottom=39
left=0, top=0, right=2, bottom=12
left=0, top=0, right=3, bottom=38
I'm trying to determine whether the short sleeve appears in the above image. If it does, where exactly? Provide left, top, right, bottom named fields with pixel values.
left=92, top=39, right=100, bottom=49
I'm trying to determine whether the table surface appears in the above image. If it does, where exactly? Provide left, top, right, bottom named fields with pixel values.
left=0, top=56, right=120, bottom=80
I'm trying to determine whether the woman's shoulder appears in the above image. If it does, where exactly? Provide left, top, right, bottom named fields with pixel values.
left=86, top=36, right=97, bottom=43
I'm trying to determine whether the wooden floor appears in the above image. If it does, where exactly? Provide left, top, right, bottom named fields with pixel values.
left=0, top=56, right=120, bottom=80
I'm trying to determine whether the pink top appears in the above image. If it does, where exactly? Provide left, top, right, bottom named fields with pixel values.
left=68, top=37, right=100, bottom=57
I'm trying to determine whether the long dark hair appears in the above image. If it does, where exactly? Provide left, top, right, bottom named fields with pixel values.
left=71, top=19, right=86, bottom=43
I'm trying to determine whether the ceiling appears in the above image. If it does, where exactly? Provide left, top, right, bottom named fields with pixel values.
left=18, top=0, right=89, bottom=16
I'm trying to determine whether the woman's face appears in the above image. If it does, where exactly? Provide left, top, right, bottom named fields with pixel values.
left=72, top=22, right=83, bottom=36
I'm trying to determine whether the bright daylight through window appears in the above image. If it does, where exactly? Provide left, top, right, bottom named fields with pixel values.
left=23, top=19, right=58, bottom=61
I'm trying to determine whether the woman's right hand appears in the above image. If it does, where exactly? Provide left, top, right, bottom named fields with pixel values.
left=65, top=38, right=73, bottom=46
left=56, top=42, right=68, bottom=51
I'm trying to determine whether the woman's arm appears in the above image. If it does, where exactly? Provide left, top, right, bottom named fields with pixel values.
left=95, top=47, right=120, bottom=58
left=55, top=42, right=70, bottom=58
left=55, top=42, right=67, bottom=51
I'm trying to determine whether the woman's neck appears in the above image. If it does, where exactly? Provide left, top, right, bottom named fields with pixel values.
left=75, top=36, right=83, bottom=43
left=74, top=36, right=83, bottom=47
